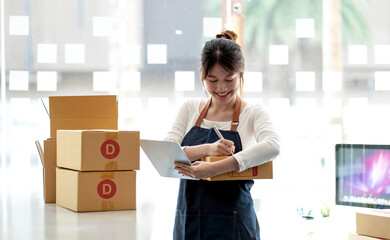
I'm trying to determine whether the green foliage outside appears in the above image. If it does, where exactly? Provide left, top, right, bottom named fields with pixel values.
left=204, top=0, right=371, bottom=59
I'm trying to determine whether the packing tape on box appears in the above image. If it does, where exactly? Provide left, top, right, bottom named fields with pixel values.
left=105, top=132, right=118, bottom=140
left=100, top=172, right=115, bottom=210
left=105, top=161, right=118, bottom=171
left=101, top=200, right=115, bottom=210
left=228, top=166, right=258, bottom=177
left=101, top=172, right=115, bottom=179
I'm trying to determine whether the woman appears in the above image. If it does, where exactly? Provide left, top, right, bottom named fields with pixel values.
left=165, top=30, right=280, bottom=240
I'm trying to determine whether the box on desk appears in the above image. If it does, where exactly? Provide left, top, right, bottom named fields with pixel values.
left=201, top=156, right=273, bottom=181
left=56, top=168, right=136, bottom=212
left=356, top=210, right=390, bottom=240
left=35, top=138, right=57, bottom=203
left=35, top=95, right=119, bottom=203
left=348, top=232, right=385, bottom=240
left=57, top=130, right=140, bottom=171
left=49, top=95, right=118, bottom=138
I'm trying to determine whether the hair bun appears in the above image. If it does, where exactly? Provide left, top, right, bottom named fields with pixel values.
left=216, top=30, right=238, bottom=42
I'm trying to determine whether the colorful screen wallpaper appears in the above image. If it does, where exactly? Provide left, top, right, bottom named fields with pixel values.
left=336, top=145, right=390, bottom=208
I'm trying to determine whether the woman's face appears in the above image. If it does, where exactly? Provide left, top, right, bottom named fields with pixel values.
left=204, top=64, right=241, bottom=105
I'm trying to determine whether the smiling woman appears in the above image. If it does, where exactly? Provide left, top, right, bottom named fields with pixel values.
left=165, top=30, right=280, bottom=240
left=201, top=30, right=245, bottom=97
left=204, top=65, right=241, bottom=110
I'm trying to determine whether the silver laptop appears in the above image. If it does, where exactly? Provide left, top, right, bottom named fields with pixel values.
left=140, top=139, right=195, bottom=179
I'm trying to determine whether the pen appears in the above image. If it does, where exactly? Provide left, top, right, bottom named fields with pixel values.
left=213, top=125, right=224, bottom=139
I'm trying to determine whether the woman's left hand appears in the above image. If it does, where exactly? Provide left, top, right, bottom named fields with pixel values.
left=174, top=161, right=215, bottom=179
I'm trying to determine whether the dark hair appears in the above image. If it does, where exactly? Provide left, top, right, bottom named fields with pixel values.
left=200, top=30, right=245, bottom=96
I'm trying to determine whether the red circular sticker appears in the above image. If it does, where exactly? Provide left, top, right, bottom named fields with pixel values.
left=100, top=140, right=120, bottom=159
left=97, top=179, right=117, bottom=199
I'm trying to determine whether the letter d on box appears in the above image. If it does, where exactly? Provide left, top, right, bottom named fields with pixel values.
left=97, top=179, right=117, bottom=199
left=100, top=140, right=120, bottom=159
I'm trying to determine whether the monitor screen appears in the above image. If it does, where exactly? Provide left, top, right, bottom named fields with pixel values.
left=336, top=144, right=390, bottom=209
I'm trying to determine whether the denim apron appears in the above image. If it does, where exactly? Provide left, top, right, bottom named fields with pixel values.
left=173, top=98, right=260, bottom=240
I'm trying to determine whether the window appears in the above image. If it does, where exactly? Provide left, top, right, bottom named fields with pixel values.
left=2, top=1, right=390, bottom=238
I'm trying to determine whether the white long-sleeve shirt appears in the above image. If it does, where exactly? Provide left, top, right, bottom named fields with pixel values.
left=165, top=98, right=280, bottom=172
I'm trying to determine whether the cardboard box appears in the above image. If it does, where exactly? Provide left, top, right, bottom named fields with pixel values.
left=44, top=139, right=56, bottom=167
left=43, top=167, right=56, bottom=203
left=56, top=168, right=136, bottom=212
left=35, top=139, right=57, bottom=203
left=349, top=232, right=385, bottom=240
left=57, top=130, right=140, bottom=171
left=35, top=95, right=119, bottom=204
left=356, top=210, right=390, bottom=240
left=49, top=95, right=118, bottom=138
left=201, top=156, right=273, bottom=181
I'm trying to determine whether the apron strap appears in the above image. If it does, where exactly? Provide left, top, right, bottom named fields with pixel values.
left=231, top=97, right=241, bottom=131
left=195, top=97, right=241, bottom=131
left=195, top=98, right=211, bottom=127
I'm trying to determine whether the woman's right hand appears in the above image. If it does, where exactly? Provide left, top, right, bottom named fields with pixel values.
left=208, top=139, right=235, bottom=156
left=182, top=139, right=236, bottom=161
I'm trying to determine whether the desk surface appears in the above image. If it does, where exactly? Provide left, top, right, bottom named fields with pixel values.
left=0, top=166, right=356, bottom=240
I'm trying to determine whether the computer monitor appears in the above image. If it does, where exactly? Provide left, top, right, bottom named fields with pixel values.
left=336, top=144, right=390, bottom=209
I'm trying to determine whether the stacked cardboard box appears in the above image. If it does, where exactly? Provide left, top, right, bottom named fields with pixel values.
left=49, top=95, right=118, bottom=138
left=56, top=130, right=139, bottom=212
left=201, top=156, right=273, bottom=181
left=35, top=95, right=118, bottom=203
left=351, top=210, right=390, bottom=240
left=35, top=139, right=57, bottom=203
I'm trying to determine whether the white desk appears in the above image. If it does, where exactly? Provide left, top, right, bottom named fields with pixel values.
left=0, top=165, right=357, bottom=240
